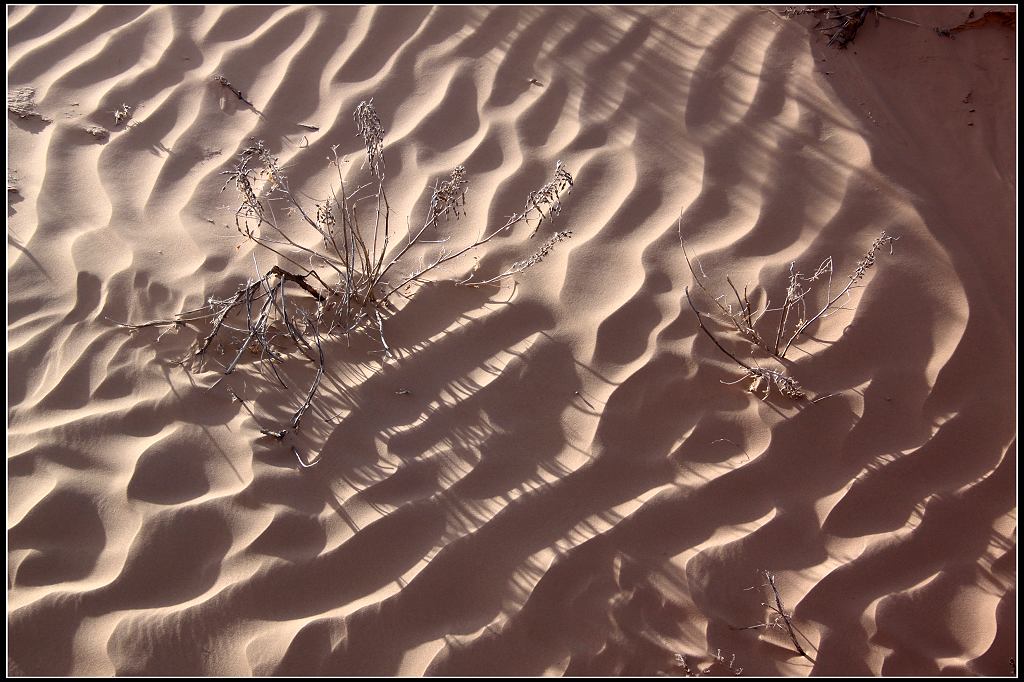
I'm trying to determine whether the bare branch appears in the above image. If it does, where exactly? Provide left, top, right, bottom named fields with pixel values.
left=731, top=570, right=816, bottom=664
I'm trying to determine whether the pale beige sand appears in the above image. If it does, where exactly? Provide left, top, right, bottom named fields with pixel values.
left=7, top=5, right=1016, bottom=676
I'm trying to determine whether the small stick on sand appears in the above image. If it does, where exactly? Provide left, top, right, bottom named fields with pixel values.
left=292, top=445, right=322, bottom=469
left=213, top=74, right=256, bottom=108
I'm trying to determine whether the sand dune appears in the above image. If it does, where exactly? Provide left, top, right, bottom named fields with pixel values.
left=7, top=5, right=1015, bottom=676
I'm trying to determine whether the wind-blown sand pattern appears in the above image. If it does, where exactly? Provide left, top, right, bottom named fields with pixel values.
left=7, top=6, right=1015, bottom=676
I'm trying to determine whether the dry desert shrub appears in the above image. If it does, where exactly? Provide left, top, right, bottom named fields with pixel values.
left=682, top=228, right=898, bottom=401
left=117, top=99, right=576, bottom=462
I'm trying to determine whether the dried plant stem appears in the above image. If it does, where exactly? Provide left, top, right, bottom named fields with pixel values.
left=290, top=315, right=324, bottom=430
left=779, top=232, right=897, bottom=358
left=228, top=388, right=286, bottom=439
left=875, top=10, right=920, bottom=27
left=686, top=287, right=805, bottom=401
left=460, top=230, right=574, bottom=287
left=213, top=75, right=255, bottom=108
left=378, top=162, right=573, bottom=298
left=682, top=237, right=767, bottom=352
left=685, top=287, right=753, bottom=371
left=733, top=570, right=816, bottom=665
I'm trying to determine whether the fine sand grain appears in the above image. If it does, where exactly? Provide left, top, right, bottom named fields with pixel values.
left=7, top=5, right=1016, bottom=676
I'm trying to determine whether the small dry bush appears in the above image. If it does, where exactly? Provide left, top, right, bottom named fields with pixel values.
left=682, top=229, right=898, bottom=402
left=118, top=99, right=576, bottom=462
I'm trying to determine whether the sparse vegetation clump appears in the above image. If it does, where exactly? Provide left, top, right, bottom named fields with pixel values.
left=682, top=228, right=898, bottom=401
left=117, top=99, right=576, bottom=461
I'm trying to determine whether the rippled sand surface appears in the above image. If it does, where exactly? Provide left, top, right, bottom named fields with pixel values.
left=7, top=6, right=1015, bottom=676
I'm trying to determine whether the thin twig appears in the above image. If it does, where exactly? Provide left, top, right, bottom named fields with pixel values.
left=875, top=10, right=920, bottom=27
left=228, top=388, right=286, bottom=439
left=213, top=74, right=256, bottom=108
left=732, top=570, right=816, bottom=664
left=685, top=287, right=752, bottom=371
left=762, top=571, right=816, bottom=664
left=780, top=232, right=897, bottom=358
